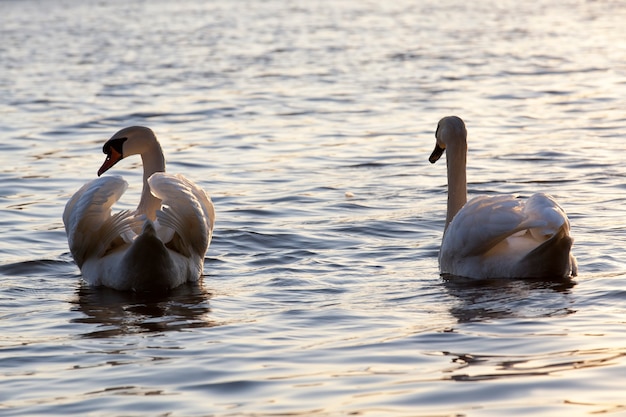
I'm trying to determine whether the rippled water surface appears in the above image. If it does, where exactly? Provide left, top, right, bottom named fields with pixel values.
left=2, top=0, right=626, bottom=415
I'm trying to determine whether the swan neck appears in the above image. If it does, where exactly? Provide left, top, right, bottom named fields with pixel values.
left=445, top=141, right=467, bottom=230
left=137, top=143, right=166, bottom=221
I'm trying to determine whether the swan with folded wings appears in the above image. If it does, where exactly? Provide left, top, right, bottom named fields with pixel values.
left=63, top=126, right=215, bottom=291
left=429, top=116, right=577, bottom=279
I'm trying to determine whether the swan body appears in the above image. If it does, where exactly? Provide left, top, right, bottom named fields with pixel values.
left=429, top=116, right=577, bottom=279
left=63, top=126, right=215, bottom=291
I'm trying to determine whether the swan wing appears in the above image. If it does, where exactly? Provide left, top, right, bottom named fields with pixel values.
left=148, top=173, right=215, bottom=259
left=63, top=176, right=137, bottom=267
left=443, top=194, right=548, bottom=258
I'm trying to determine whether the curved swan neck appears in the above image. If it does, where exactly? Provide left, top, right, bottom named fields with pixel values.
left=445, top=139, right=467, bottom=231
left=136, top=136, right=166, bottom=221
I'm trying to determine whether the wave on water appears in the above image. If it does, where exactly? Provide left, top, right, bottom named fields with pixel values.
left=0, top=258, right=75, bottom=277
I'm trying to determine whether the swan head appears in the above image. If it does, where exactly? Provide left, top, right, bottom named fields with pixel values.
left=429, top=116, right=467, bottom=164
left=97, top=126, right=159, bottom=176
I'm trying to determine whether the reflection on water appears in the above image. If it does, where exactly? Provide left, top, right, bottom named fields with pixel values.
left=71, top=283, right=219, bottom=338
left=442, top=347, right=626, bottom=383
left=443, top=275, right=576, bottom=322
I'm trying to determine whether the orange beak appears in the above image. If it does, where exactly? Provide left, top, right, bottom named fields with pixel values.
left=97, top=148, right=123, bottom=176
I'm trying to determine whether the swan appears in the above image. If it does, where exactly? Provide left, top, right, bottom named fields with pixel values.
left=429, top=116, right=577, bottom=279
left=63, top=126, right=215, bottom=292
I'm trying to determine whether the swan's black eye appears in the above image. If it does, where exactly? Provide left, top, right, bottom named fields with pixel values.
left=435, top=124, right=440, bottom=138
left=102, top=137, right=127, bottom=156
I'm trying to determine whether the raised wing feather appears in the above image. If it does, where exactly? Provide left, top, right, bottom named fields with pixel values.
left=148, top=173, right=215, bottom=258
left=522, top=192, right=569, bottom=240
left=62, top=176, right=135, bottom=267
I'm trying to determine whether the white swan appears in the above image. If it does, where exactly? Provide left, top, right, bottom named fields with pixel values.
left=429, top=116, right=577, bottom=279
left=63, top=126, right=215, bottom=291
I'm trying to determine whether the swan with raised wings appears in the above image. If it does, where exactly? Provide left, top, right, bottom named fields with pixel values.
left=63, top=126, right=215, bottom=291
left=429, top=116, right=577, bottom=279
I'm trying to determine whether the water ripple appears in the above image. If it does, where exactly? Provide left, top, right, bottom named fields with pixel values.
left=2, top=0, right=626, bottom=415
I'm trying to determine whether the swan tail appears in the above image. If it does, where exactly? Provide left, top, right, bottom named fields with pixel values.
left=517, top=193, right=577, bottom=278
left=63, top=176, right=129, bottom=267
left=518, top=224, right=576, bottom=278
left=123, top=218, right=182, bottom=292
left=147, top=173, right=215, bottom=259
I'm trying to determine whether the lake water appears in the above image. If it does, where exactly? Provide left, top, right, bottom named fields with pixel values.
left=2, top=0, right=626, bottom=415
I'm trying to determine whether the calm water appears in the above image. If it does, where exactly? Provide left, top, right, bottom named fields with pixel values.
left=2, top=0, right=626, bottom=415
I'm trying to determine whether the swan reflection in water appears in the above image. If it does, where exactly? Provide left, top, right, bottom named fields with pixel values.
left=71, top=282, right=219, bottom=338
left=442, top=275, right=576, bottom=323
